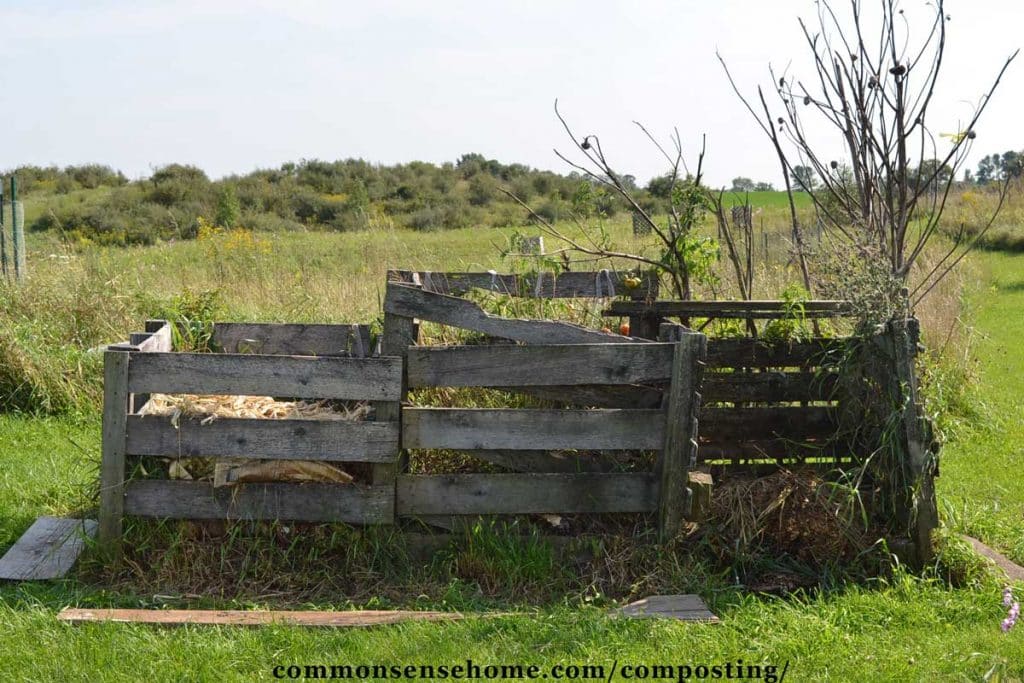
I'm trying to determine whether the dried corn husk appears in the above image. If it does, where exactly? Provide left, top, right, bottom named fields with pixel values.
left=138, top=393, right=367, bottom=485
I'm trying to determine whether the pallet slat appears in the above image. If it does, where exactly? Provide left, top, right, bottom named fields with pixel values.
left=402, top=408, right=665, bottom=450
left=125, top=416, right=399, bottom=462
left=705, top=338, right=848, bottom=368
left=389, top=270, right=658, bottom=299
left=127, top=353, right=402, bottom=400
left=385, top=284, right=649, bottom=345
left=702, top=371, right=839, bottom=402
left=407, top=343, right=674, bottom=388
left=396, top=473, right=657, bottom=515
left=0, top=517, right=97, bottom=581
left=124, top=480, right=393, bottom=523
left=213, top=323, right=371, bottom=357
left=605, top=300, right=851, bottom=318
left=58, top=608, right=462, bottom=627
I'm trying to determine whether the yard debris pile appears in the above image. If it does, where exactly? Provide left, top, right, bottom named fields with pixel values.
left=137, top=393, right=369, bottom=485
left=706, top=468, right=870, bottom=566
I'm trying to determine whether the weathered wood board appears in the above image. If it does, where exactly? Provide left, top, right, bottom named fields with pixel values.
left=705, top=338, right=846, bottom=368
left=396, top=473, right=657, bottom=516
left=606, top=299, right=851, bottom=319
left=402, top=408, right=665, bottom=450
left=125, top=416, right=399, bottom=462
left=385, top=284, right=649, bottom=345
left=58, top=608, right=463, bottom=628
left=0, top=517, right=97, bottom=581
left=389, top=270, right=659, bottom=299
left=213, top=323, right=372, bottom=357
left=124, top=481, right=393, bottom=524
left=615, top=595, right=719, bottom=623
left=128, top=353, right=402, bottom=401
left=406, top=344, right=675, bottom=388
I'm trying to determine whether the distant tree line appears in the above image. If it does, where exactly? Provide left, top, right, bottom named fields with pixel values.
left=17, top=157, right=694, bottom=246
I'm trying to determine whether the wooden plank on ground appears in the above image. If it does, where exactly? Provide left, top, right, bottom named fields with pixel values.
left=402, top=408, right=664, bottom=450
left=213, top=323, right=370, bottom=356
left=702, top=371, right=839, bottom=403
left=0, top=517, right=97, bottom=581
left=407, top=343, right=674, bottom=388
left=57, top=608, right=462, bottom=628
left=389, top=269, right=659, bottom=299
left=396, top=473, right=657, bottom=515
left=127, top=353, right=402, bottom=401
left=125, top=416, right=399, bottom=462
left=615, top=595, right=719, bottom=623
left=385, top=283, right=649, bottom=345
left=124, top=481, right=393, bottom=524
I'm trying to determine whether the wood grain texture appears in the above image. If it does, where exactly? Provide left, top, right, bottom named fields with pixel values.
left=388, top=269, right=659, bottom=299
left=402, top=408, right=665, bottom=450
left=702, top=371, right=839, bottom=403
left=0, top=517, right=97, bottom=581
left=127, top=353, right=402, bottom=400
left=657, top=328, right=706, bottom=541
left=371, top=312, right=418, bottom=495
left=213, top=322, right=372, bottom=357
left=125, top=416, right=399, bottom=462
left=124, top=480, right=393, bottom=523
left=615, top=595, right=719, bottom=622
left=705, top=338, right=847, bottom=368
left=385, top=283, right=649, bottom=345
left=407, top=343, right=674, bottom=388
left=99, top=350, right=130, bottom=553
left=497, top=384, right=664, bottom=409
left=457, top=449, right=621, bottom=473
left=700, top=406, right=836, bottom=440
left=606, top=299, right=851, bottom=318
left=57, top=608, right=462, bottom=627
left=396, top=473, right=657, bottom=515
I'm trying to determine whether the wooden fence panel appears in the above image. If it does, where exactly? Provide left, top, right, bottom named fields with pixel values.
left=396, top=473, right=657, bottom=516
left=125, top=416, right=399, bottom=462
left=388, top=270, right=658, bottom=299
left=402, top=408, right=664, bottom=451
left=213, top=323, right=372, bottom=357
left=406, top=343, right=674, bottom=388
left=127, top=353, right=402, bottom=400
left=124, top=481, right=393, bottom=524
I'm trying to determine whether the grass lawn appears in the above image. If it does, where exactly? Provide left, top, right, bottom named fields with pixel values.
left=0, top=248, right=1022, bottom=681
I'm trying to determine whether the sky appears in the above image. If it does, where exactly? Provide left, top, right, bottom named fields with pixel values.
left=0, top=0, right=1021, bottom=187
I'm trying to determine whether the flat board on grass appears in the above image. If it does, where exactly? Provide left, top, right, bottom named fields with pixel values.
left=57, top=608, right=463, bottom=628
left=615, top=595, right=719, bottom=623
left=0, top=517, right=97, bottom=581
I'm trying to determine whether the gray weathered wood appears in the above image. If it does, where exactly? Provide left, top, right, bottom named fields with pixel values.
left=888, top=317, right=938, bottom=567
left=57, top=607, right=462, bottom=627
left=135, top=323, right=172, bottom=352
left=407, top=343, right=675, bottom=388
left=99, top=350, right=130, bottom=555
left=657, top=326, right=706, bottom=541
left=700, top=406, right=836, bottom=440
left=125, top=416, right=399, bottom=462
left=458, top=449, right=621, bottom=473
left=212, top=322, right=371, bottom=356
left=127, top=353, right=402, bottom=401
left=615, top=595, right=719, bottom=622
left=388, top=270, right=658, bottom=299
left=402, top=408, right=664, bottom=451
left=606, top=299, right=852, bottom=319
left=396, top=473, right=657, bottom=515
left=385, top=283, right=649, bottom=345
left=705, top=338, right=845, bottom=368
left=124, top=480, right=393, bottom=524
left=0, top=517, right=97, bottom=581
left=371, top=312, right=418, bottom=499
left=702, top=371, right=839, bottom=403
left=498, top=384, right=664, bottom=409
left=686, top=472, right=713, bottom=522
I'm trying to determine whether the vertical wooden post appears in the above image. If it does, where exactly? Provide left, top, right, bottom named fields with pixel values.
left=657, top=324, right=706, bottom=542
left=372, top=306, right=418, bottom=523
left=888, top=318, right=938, bottom=566
left=98, top=349, right=130, bottom=558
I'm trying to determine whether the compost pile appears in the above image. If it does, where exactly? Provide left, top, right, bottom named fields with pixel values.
left=138, top=394, right=369, bottom=485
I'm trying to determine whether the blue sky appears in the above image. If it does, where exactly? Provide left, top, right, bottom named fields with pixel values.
left=1, top=0, right=1021, bottom=186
